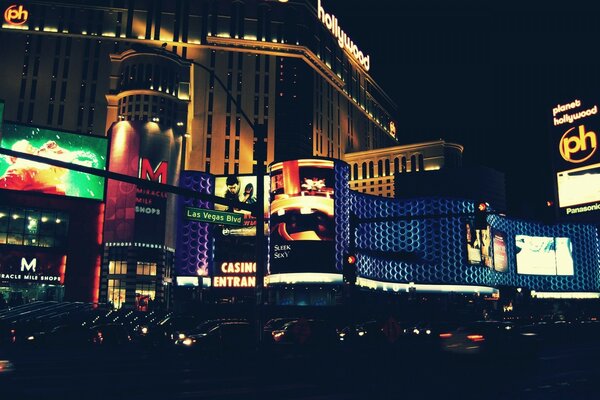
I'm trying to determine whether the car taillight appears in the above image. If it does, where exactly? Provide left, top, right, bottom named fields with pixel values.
left=439, top=333, right=452, bottom=338
left=467, top=334, right=485, bottom=342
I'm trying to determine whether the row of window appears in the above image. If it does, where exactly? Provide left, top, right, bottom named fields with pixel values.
left=350, top=155, right=425, bottom=181
left=108, top=261, right=158, bottom=276
left=0, top=207, right=68, bottom=248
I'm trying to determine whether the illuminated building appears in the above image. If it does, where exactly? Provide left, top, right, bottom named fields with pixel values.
left=0, top=104, right=106, bottom=304
left=0, top=0, right=399, bottom=309
left=0, top=0, right=398, bottom=169
left=343, top=140, right=463, bottom=198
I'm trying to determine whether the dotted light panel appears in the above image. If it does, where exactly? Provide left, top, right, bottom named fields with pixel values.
left=348, top=192, right=600, bottom=292
left=334, top=161, right=351, bottom=272
left=175, top=171, right=214, bottom=277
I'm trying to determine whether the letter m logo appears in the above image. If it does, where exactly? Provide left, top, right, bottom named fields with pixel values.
left=139, top=158, right=168, bottom=183
left=21, top=258, right=36, bottom=272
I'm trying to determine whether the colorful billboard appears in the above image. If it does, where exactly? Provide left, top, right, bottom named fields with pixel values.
left=104, top=121, right=181, bottom=246
left=492, top=230, right=508, bottom=272
left=213, top=175, right=269, bottom=237
left=551, top=98, right=600, bottom=219
left=0, top=250, right=66, bottom=285
left=268, top=159, right=336, bottom=275
left=515, top=235, right=574, bottom=276
left=0, top=124, right=107, bottom=200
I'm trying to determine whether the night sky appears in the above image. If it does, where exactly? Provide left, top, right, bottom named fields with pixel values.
left=322, top=0, right=600, bottom=220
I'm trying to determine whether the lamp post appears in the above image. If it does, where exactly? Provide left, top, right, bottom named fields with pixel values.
left=182, top=49, right=267, bottom=344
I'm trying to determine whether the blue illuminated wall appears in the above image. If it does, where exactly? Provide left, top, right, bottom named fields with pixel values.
left=175, top=171, right=214, bottom=277
left=346, top=192, right=600, bottom=292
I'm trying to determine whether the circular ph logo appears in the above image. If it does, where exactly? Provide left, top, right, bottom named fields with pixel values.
left=4, top=4, right=29, bottom=25
left=559, top=125, right=597, bottom=163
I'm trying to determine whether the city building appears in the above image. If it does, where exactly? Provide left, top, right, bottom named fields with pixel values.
left=344, top=140, right=463, bottom=198
left=0, top=0, right=400, bottom=309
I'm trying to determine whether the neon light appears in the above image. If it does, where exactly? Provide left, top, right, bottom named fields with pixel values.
left=4, top=4, right=28, bottom=26
left=317, top=0, right=370, bottom=71
left=265, top=273, right=342, bottom=285
left=530, top=291, right=600, bottom=299
left=559, top=125, right=597, bottom=163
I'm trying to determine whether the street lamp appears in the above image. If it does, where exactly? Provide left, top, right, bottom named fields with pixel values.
left=158, top=46, right=267, bottom=343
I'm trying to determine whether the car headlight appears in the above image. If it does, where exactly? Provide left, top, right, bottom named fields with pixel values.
left=182, top=338, right=194, bottom=346
left=178, top=333, right=186, bottom=340
left=141, top=327, right=149, bottom=335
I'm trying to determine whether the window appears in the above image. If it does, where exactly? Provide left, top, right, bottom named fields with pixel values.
left=108, top=279, right=126, bottom=309
left=385, top=159, right=390, bottom=176
left=362, top=162, right=367, bottom=179
left=377, top=160, right=383, bottom=177
left=353, top=163, right=358, bottom=180
left=108, top=260, right=127, bottom=275
left=136, top=261, right=157, bottom=276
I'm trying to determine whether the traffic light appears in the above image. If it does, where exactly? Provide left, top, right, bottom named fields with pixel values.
left=474, top=201, right=488, bottom=230
left=343, top=254, right=357, bottom=285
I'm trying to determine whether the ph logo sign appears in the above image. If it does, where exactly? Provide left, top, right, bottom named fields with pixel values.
left=4, top=4, right=29, bottom=25
left=560, top=125, right=597, bottom=163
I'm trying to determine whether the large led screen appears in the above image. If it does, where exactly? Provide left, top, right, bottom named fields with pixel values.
left=515, top=235, right=574, bottom=276
left=0, top=124, right=107, bottom=200
left=557, top=163, right=600, bottom=211
left=466, top=222, right=482, bottom=265
left=268, top=159, right=335, bottom=275
left=492, top=230, right=508, bottom=272
left=214, top=175, right=269, bottom=236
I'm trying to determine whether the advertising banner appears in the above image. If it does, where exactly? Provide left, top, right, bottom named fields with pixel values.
left=0, top=123, right=107, bottom=200
left=515, top=235, right=574, bottom=276
left=0, top=250, right=66, bottom=285
left=213, top=175, right=269, bottom=237
left=492, top=230, right=508, bottom=272
left=551, top=97, right=600, bottom=219
left=104, top=121, right=181, bottom=245
left=268, top=159, right=336, bottom=275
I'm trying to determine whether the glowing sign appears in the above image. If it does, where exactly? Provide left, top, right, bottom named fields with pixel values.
left=389, top=121, right=396, bottom=136
left=138, top=158, right=168, bottom=183
left=213, top=261, right=256, bottom=288
left=4, top=4, right=28, bottom=26
left=552, top=99, right=598, bottom=126
left=559, top=125, right=597, bottom=163
left=317, top=0, right=370, bottom=71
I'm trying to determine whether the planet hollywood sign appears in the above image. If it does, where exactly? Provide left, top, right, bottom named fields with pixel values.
left=317, top=0, right=370, bottom=71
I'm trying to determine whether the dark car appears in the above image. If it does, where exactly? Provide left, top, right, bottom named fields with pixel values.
left=175, top=321, right=254, bottom=358
left=271, top=319, right=338, bottom=348
left=89, top=323, right=132, bottom=346
left=26, top=324, right=93, bottom=348
left=263, top=318, right=298, bottom=343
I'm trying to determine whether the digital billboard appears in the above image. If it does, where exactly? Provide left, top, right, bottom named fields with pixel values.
left=492, top=230, right=508, bottom=272
left=515, top=235, right=574, bottom=276
left=551, top=98, right=600, bottom=219
left=268, top=159, right=336, bottom=275
left=213, top=175, right=269, bottom=237
left=466, top=222, right=482, bottom=265
left=0, top=250, right=66, bottom=285
left=480, top=226, right=493, bottom=268
left=0, top=124, right=107, bottom=200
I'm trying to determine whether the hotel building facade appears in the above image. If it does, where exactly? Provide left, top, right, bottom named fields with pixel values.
left=0, top=0, right=400, bottom=308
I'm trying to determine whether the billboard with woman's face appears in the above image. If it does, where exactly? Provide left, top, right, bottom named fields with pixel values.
left=268, top=159, right=336, bottom=275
